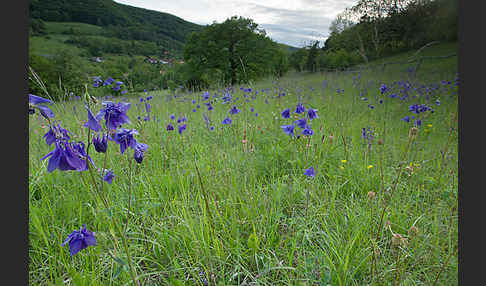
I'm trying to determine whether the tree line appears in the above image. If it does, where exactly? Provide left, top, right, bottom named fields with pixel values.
left=289, top=0, right=457, bottom=72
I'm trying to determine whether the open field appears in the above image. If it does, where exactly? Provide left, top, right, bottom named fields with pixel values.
left=29, top=43, right=458, bottom=285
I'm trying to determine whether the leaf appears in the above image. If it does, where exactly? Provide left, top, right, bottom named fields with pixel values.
left=247, top=233, right=259, bottom=251
left=169, top=277, right=185, bottom=286
left=111, top=256, right=126, bottom=266
left=113, top=264, right=126, bottom=279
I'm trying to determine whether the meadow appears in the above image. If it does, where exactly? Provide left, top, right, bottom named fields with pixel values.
left=28, top=44, right=458, bottom=285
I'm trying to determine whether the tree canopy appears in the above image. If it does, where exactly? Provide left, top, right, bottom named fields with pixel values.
left=182, top=16, right=288, bottom=89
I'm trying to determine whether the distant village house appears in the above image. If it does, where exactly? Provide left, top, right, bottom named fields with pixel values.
left=90, top=57, right=104, bottom=63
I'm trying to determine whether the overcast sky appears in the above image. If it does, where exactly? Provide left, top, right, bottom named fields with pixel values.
left=113, top=0, right=358, bottom=48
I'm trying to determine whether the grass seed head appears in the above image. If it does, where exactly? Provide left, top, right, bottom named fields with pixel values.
left=409, top=127, right=419, bottom=139
left=408, top=225, right=419, bottom=237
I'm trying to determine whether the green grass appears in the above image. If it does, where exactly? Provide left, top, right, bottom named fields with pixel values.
left=29, top=44, right=458, bottom=285
left=356, top=41, right=458, bottom=79
left=44, top=21, right=104, bottom=36
left=29, top=35, right=84, bottom=56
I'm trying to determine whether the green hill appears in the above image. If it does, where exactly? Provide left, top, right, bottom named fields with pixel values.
left=29, top=0, right=298, bottom=57
left=29, top=0, right=204, bottom=55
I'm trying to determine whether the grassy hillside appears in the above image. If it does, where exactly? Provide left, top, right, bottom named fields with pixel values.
left=29, top=42, right=458, bottom=285
left=29, top=0, right=203, bottom=56
left=352, top=41, right=458, bottom=82
left=363, top=42, right=458, bottom=67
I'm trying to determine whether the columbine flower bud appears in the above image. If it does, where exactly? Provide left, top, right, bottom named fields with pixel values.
left=93, top=133, right=108, bottom=153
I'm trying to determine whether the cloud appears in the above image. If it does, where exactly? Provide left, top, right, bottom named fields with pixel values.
left=114, top=0, right=358, bottom=48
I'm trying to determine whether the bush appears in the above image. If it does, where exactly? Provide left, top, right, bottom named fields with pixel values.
left=318, top=49, right=362, bottom=70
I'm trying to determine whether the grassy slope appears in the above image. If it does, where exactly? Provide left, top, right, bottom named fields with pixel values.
left=43, top=21, right=104, bottom=35
left=29, top=43, right=458, bottom=285
left=30, top=21, right=154, bottom=57
left=358, top=42, right=458, bottom=78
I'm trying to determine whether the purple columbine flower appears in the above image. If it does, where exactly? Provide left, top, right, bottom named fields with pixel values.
left=295, top=103, right=305, bottom=114
left=281, top=108, right=290, bottom=119
left=178, top=124, right=187, bottom=134
left=92, top=76, right=102, bottom=87
left=170, top=114, right=175, bottom=120
left=145, top=102, right=151, bottom=114
left=380, top=83, right=389, bottom=94
left=113, top=128, right=138, bottom=154
left=62, top=225, right=97, bottom=256
left=93, top=133, right=108, bottom=153
left=402, top=115, right=411, bottom=123
left=229, top=105, right=240, bottom=115
left=222, top=117, right=232, bottom=124
left=307, top=108, right=318, bottom=120
left=29, top=94, right=52, bottom=105
left=42, top=141, right=93, bottom=173
left=133, top=142, right=149, bottom=163
left=281, top=124, right=295, bottom=136
left=362, top=127, right=374, bottom=146
left=84, top=106, right=102, bottom=132
left=201, top=92, right=210, bottom=101
left=43, top=122, right=71, bottom=145
left=304, top=166, right=315, bottom=177
left=294, top=118, right=308, bottom=129
left=96, top=101, right=131, bottom=130
left=301, top=128, right=313, bottom=136
left=166, top=123, right=174, bottom=131
left=29, top=94, right=55, bottom=119
left=177, top=116, right=187, bottom=123
left=103, top=77, right=114, bottom=86
left=103, top=169, right=115, bottom=184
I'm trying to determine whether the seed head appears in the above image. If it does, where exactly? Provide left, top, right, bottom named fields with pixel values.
left=408, top=226, right=419, bottom=237
left=409, top=127, right=419, bottom=139
left=391, top=233, right=403, bottom=247
left=391, top=233, right=408, bottom=248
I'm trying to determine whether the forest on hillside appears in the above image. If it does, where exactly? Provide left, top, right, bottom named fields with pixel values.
left=289, top=0, right=457, bottom=72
